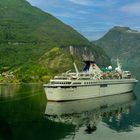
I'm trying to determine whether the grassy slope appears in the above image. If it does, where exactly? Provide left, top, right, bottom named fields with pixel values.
left=0, top=0, right=110, bottom=82
left=0, top=0, right=89, bottom=45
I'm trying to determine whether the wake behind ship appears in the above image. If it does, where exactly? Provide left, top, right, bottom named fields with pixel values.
left=43, top=47, right=138, bottom=101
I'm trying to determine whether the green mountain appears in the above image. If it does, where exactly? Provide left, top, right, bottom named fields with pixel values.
left=0, top=0, right=89, bottom=45
left=94, top=26, right=140, bottom=78
left=0, top=0, right=110, bottom=83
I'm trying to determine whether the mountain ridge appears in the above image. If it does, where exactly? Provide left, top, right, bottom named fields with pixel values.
left=94, top=26, right=140, bottom=79
left=0, top=0, right=110, bottom=82
left=0, top=0, right=89, bottom=45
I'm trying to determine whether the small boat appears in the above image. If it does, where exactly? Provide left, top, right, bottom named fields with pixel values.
left=43, top=48, right=138, bottom=101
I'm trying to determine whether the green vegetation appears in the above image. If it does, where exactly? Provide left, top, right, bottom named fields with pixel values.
left=94, top=26, right=140, bottom=79
left=0, top=0, right=110, bottom=83
left=0, top=0, right=89, bottom=45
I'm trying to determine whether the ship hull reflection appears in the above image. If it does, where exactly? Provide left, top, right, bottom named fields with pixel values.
left=45, top=92, right=136, bottom=133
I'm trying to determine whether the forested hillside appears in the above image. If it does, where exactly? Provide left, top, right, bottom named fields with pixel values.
left=94, top=26, right=140, bottom=78
left=0, top=0, right=110, bottom=82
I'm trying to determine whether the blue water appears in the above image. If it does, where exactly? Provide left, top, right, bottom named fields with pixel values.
left=0, top=83, right=140, bottom=140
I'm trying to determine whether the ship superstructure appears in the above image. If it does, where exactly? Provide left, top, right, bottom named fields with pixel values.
left=44, top=47, right=138, bottom=101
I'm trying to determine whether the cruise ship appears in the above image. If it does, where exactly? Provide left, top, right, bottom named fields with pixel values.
left=44, top=49, right=138, bottom=101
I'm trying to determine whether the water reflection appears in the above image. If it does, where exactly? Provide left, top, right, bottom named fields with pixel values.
left=0, top=84, right=139, bottom=140
left=45, top=92, right=136, bottom=134
left=0, top=84, right=43, bottom=102
left=0, top=84, right=75, bottom=140
left=0, top=84, right=20, bottom=98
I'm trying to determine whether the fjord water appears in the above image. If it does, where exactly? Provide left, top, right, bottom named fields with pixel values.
left=0, top=84, right=140, bottom=140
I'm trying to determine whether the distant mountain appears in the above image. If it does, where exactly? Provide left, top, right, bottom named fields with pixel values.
left=94, top=26, right=140, bottom=78
left=0, top=0, right=110, bottom=82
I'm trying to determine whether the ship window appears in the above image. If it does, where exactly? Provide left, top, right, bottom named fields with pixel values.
left=51, top=82, right=71, bottom=84
left=48, top=86, right=57, bottom=88
left=100, top=84, right=107, bottom=87
left=61, top=86, right=71, bottom=88
left=73, top=82, right=81, bottom=84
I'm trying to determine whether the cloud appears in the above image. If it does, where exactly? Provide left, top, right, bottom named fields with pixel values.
left=67, top=0, right=117, bottom=7
left=26, top=0, right=140, bottom=40
left=77, top=10, right=89, bottom=14
left=121, top=2, right=140, bottom=15
left=67, top=0, right=93, bottom=6
left=53, top=12, right=74, bottom=18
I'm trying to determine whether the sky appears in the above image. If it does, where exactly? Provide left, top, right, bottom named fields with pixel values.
left=26, top=0, right=140, bottom=40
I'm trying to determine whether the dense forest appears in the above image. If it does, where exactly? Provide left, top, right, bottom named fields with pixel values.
left=0, top=0, right=110, bottom=83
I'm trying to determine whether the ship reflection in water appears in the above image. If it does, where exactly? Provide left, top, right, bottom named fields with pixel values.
left=45, top=92, right=136, bottom=134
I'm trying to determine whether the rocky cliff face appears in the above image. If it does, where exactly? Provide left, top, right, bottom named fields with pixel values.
left=0, top=0, right=110, bottom=82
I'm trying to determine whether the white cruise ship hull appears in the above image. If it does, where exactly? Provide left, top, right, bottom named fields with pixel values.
left=44, top=79, right=137, bottom=101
